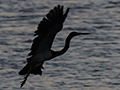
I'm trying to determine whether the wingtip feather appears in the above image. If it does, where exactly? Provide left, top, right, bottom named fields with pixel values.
left=62, top=7, right=70, bottom=23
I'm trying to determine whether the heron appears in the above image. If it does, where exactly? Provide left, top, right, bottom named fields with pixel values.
left=19, top=5, right=89, bottom=87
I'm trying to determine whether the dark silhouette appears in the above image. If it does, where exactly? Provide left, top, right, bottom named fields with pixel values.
left=19, top=5, right=89, bottom=87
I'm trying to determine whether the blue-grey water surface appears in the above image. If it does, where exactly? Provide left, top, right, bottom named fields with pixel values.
left=0, top=0, right=120, bottom=90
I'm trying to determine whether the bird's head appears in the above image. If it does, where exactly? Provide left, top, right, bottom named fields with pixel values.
left=69, top=32, right=90, bottom=37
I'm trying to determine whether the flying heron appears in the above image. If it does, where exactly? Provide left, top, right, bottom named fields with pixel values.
left=19, top=5, right=90, bottom=87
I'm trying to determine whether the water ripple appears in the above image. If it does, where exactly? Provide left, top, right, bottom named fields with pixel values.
left=0, top=0, right=120, bottom=90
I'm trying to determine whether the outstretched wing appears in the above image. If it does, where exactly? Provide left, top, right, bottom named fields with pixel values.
left=19, top=5, right=69, bottom=87
left=28, top=5, right=69, bottom=58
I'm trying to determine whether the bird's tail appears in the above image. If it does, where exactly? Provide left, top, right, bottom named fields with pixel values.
left=19, top=62, right=44, bottom=87
left=19, top=64, right=30, bottom=75
left=19, top=61, right=44, bottom=75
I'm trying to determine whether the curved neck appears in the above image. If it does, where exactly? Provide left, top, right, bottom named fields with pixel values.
left=53, top=35, right=73, bottom=58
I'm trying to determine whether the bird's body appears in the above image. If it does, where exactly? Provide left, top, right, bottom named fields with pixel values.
left=19, top=5, right=89, bottom=87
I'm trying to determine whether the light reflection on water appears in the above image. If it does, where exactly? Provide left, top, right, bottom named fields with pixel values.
left=0, top=0, right=120, bottom=90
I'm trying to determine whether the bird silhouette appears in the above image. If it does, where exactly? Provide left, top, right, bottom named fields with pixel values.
left=19, top=5, right=89, bottom=87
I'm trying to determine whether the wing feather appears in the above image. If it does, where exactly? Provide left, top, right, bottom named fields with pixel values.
left=19, top=5, right=70, bottom=87
left=28, top=5, right=70, bottom=58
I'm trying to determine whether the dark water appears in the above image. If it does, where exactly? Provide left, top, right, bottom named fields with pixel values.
left=0, top=0, right=120, bottom=90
